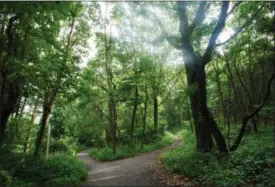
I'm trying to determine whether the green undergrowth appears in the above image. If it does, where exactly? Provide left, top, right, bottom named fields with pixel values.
left=0, top=154, right=87, bottom=187
left=160, top=126, right=274, bottom=187
left=89, top=132, right=175, bottom=161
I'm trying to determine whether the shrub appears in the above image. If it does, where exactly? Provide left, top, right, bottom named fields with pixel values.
left=161, top=127, right=274, bottom=187
left=90, top=131, right=174, bottom=161
left=49, top=137, right=80, bottom=155
left=90, top=147, right=114, bottom=161
left=9, top=179, right=33, bottom=187
left=50, top=140, right=70, bottom=154
left=89, top=145, right=137, bottom=161
left=117, top=134, right=133, bottom=146
left=78, top=133, right=104, bottom=148
left=135, top=124, right=157, bottom=144
left=11, top=154, right=87, bottom=187
left=0, top=170, right=12, bottom=187
left=44, top=155, right=87, bottom=185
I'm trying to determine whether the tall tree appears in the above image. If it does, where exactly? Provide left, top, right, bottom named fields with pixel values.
left=33, top=3, right=91, bottom=156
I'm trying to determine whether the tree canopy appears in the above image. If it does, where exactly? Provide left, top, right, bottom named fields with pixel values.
left=0, top=2, right=274, bottom=187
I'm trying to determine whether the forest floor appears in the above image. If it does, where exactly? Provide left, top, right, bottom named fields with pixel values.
left=77, top=138, right=183, bottom=186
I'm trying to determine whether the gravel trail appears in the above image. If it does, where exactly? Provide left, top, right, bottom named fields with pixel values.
left=78, top=139, right=182, bottom=186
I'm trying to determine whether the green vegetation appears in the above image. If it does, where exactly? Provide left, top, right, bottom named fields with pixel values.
left=0, top=154, right=87, bottom=187
left=161, top=127, right=274, bottom=187
left=0, top=171, right=12, bottom=187
left=90, top=132, right=174, bottom=161
left=0, top=1, right=274, bottom=186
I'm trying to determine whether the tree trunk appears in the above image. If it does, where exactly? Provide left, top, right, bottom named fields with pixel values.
left=24, top=95, right=39, bottom=154
left=0, top=111, right=10, bottom=149
left=130, top=86, right=138, bottom=139
left=213, top=63, right=226, bottom=127
left=0, top=15, right=20, bottom=150
left=225, top=59, right=245, bottom=122
left=0, top=84, right=20, bottom=150
left=185, top=93, right=193, bottom=133
left=198, top=64, right=228, bottom=152
left=273, top=1, right=275, bottom=136
left=185, top=62, right=213, bottom=151
left=34, top=92, right=56, bottom=156
left=233, top=60, right=258, bottom=132
left=230, top=73, right=275, bottom=151
left=18, top=96, right=27, bottom=119
left=114, top=100, right=118, bottom=142
left=99, top=102, right=111, bottom=147
left=228, top=74, right=237, bottom=125
left=14, top=96, right=27, bottom=134
left=174, top=1, right=229, bottom=152
left=14, top=96, right=22, bottom=119
left=227, top=78, right=232, bottom=147
left=105, top=125, right=111, bottom=147
left=153, top=95, right=158, bottom=134
left=33, top=106, right=50, bottom=156
left=141, top=87, right=148, bottom=148
left=184, top=55, right=228, bottom=152
left=45, top=122, right=51, bottom=158
left=109, top=97, right=117, bottom=155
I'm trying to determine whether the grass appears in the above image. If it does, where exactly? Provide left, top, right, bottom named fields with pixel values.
left=89, top=131, right=175, bottom=161
left=160, top=126, right=274, bottom=187
left=0, top=154, right=87, bottom=187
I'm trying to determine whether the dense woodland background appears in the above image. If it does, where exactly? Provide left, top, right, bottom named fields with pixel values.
left=0, top=1, right=274, bottom=187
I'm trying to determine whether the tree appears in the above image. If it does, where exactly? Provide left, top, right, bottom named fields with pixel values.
left=139, top=1, right=269, bottom=152
left=33, top=3, right=91, bottom=156
left=0, top=2, right=75, bottom=149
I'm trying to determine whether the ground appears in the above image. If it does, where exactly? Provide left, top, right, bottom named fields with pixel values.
left=77, top=139, right=182, bottom=187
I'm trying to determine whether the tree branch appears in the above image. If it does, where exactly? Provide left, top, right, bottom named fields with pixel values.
left=95, top=104, right=110, bottom=121
left=202, top=2, right=229, bottom=64
left=216, top=2, right=266, bottom=47
left=141, top=6, right=182, bottom=49
left=189, top=2, right=207, bottom=33
left=96, top=82, right=109, bottom=95
left=159, top=67, right=184, bottom=106
left=230, top=72, right=275, bottom=151
left=166, top=36, right=182, bottom=50
left=177, top=1, right=189, bottom=38
left=227, top=1, right=243, bottom=16
left=66, top=15, right=76, bottom=53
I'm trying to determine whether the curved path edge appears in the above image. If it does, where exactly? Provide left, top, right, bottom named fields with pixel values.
left=77, top=139, right=183, bottom=186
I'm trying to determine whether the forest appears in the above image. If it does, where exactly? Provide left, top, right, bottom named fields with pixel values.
left=0, top=1, right=274, bottom=187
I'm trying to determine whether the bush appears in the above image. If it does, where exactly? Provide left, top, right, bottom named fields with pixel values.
left=78, top=134, right=104, bottom=148
left=50, top=141, right=70, bottom=153
left=0, top=170, right=12, bottom=187
left=90, top=147, right=114, bottom=161
left=4, top=154, right=87, bottom=187
left=50, top=137, right=80, bottom=155
left=135, top=125, right=158, bottom=144
left=117, top=134, right=133, bottom=146
left=43, top=155, right=87, bottom=187
left=3, top=118, right=36, bottom=154
left=161, top=127, right=274, bottom=187
left=90, top=145, right=137, bottom=161
left=90, top=131, right=174, bottom=161
left=0, top=153, right=25, bottom=172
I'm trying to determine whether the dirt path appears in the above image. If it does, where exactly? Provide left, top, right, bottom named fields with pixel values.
left=77, top=139, right=182, bottom=186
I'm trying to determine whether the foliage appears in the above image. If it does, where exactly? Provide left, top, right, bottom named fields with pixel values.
left=0, top=154, right=87, bottom=187
left=161, top=127, right=274, bottom=187
left=90, top=132, right=174, bottom=161
left=3, top=118, right=35, bottom=153
left=49, top=137, right=79, bottom=155
left=0, top=1, right=274, bottom=186
left=0, top=170, right=12, bottom=187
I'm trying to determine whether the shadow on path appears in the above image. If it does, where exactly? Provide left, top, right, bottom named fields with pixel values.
left=77, top=139, right=183, bottom=186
